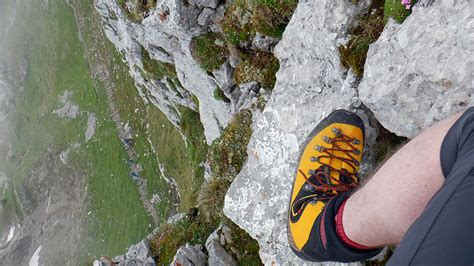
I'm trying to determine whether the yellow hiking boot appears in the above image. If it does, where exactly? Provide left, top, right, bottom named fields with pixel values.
left=287, top=110, right=381, bottom=262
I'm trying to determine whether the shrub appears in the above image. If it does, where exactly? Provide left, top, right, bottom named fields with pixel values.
left=234, top=51, right=280, bottom=88
left=252, top=0, right=298, bottom=38
left=338, top=0, right=384, bottom=76
left=221, top=0, right=254, bottom=45
left=141, top=47, right=178, bottom=80
left=191, top=33, right=228, bottom=71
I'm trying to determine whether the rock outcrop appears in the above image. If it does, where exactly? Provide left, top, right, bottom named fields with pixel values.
left=205, top=225, right=237, bottom=266
left=224, top=0, right=472, bottom=264
left=359, top=0, right=473, bottom=138
left=94, top=240, right=155, bottom=265
left=171, top=243, right=207, bottom=266
left=224, top=0, right=370, bottom=264
left=94, top=0, right=233, bottom=142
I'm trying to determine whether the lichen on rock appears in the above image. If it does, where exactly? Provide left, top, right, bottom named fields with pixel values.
left=223, top=0, right=368, bottom=264
left=359, top=0, right=473, bottom=138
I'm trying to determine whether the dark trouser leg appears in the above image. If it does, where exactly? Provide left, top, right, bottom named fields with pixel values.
left=388, top=107, right=474, bottom=265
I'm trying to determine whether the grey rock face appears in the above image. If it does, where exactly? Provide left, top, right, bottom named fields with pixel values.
left=171, top=243, right=207, bottom=266
left=197, top=8, right=215, bottom=26
left=205, top=225, right=237, bottom=266
left=359, top=0, right=474, bottom=138
left=189, top=0, right=220, bottom=9
left=223, top=0, right=368, bottom=264
left=94, top=0, right=233, bottom=143
left=99, top=240, right=156, bottom=265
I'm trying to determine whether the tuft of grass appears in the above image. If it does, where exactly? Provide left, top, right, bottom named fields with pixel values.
left=221, top=0, right=254, bottom=45
left=207, top=110, right=253, bottom=182
left=338, top=0, right=385, bottom=76
left=234, top=51, right=280, bottom=89
left=373, top=125, right=408, bottom=165
left=198, top=178, right=233, bottom=222
left=214, top=88, right=231, bottom=103
left=252, top=0, right=298, bottom=38
left=117, top=0, right=157, bottom=23
left=190, top=33, right=229, bottom=71
left=384, top=0, right=413, bottom=24
left=141, top=46, right=178, bottom=80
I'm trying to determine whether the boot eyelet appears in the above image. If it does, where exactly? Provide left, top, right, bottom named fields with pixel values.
left=310, top=156, right=318, bottom=162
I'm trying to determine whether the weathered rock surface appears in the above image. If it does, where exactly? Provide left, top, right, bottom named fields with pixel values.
left=94, top=0, right=233, bottom=143
left=224, top=0, right=370, bottom=264
left=171, top=243, right=207, bottom=266
left=359, top=0, right=474, bottom=138
left=205, top=224, right=237, bottom=266
left=94, top=240, right=155, bottom=265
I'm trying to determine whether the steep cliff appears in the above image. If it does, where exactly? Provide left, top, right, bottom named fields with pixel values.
left=224, top=0, right=472, bottom=264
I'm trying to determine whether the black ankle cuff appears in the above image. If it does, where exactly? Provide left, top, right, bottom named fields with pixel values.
left=292, top=191, right=383, bottom=262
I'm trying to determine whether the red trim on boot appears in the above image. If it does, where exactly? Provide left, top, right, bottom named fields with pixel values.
left=335, top=199, right=373, bottom=250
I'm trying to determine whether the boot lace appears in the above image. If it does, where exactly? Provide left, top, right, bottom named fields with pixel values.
left=291, top=128, right=361, bottom=216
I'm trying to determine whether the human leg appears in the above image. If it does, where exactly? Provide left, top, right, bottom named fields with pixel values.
left=343, top=112, right=463, bottom=246
left=287, top=107, right=472, bottom=263
left=387, top=107, right=474, bottom=265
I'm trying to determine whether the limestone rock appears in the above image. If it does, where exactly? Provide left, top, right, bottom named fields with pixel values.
left=189, top=0, right=220, bottom=9
left=359, top=0, right=474, bottom=138
left=223, top=0, right=369, bottom=264
left=167, top=212, right=186, bottom=225
left=205, top=225, right=237, bottom=266
left=98, top=240, right=156, bottom=265
left=94, top=0, right=233, bottom=143
left=171, top=243, right=207, bottom=266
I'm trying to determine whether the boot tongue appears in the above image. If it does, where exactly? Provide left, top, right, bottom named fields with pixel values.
left=317, top=165, right=354, bottom=186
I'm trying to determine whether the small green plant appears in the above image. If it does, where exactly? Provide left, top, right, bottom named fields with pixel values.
left=150, top=110, right=259, bottom=265
left=252, top=0, right=298, bottom=38
left=191, top=33, right=228, bottom=71
left=384, top=0, right=414, bottom=23
left=339, top=0, right=385, bottom=76
left=214, top=88, right=231, bottom=103
left=234, top=51, right=280, bottom=88
left=116, top=0, right=157, bottom=23
left=221, top=0, right=254, bottom=45
left=141, top=46, right=178, bottom=80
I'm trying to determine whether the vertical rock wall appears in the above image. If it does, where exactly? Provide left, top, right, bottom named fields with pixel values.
left=94, top=0, right=233, bottom=143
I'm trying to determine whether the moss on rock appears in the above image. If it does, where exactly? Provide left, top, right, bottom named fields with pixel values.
left=252, top=0, right=298, bottom=38
left=117, top=0, right=157, bottom=23
left=234, top=51, right=280, bottom=89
